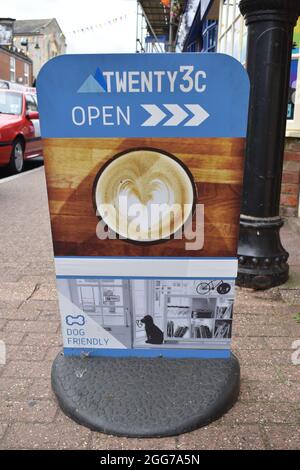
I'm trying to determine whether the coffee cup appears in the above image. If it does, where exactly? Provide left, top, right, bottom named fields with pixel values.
left=94, top=148, right=195, bottom=243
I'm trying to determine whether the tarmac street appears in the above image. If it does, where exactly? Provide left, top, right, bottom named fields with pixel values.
left=0, top=162, right=299, bottom=449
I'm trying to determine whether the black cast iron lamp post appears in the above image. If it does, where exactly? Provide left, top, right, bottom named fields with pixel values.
left=237, top=0, right=300, bottom=289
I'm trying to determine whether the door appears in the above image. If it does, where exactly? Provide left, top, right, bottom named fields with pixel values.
left=132, top=280, right=164, bottom=347
left=75, top=279, right=132, bottom=348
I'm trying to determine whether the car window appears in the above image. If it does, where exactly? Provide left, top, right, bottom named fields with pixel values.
left=25, top=94, right=37, bottom=112
left=32, top=94, right=38, bottom=107
left=0, top=91, right=22, bottom=115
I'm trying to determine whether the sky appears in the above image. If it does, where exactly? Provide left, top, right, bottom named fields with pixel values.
left=1, top=0, right=137, bottom=53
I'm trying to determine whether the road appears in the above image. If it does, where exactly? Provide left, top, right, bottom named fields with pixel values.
left=0, top=156, right=44, bottom=181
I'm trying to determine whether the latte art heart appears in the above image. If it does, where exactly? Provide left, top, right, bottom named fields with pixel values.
left=95, top=149, right=195, bottom=242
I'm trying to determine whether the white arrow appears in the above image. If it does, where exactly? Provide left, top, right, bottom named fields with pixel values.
left=141, top=104, right=209, bottom=127
left=163, top=104, right=188, bottom=126
left=141, top=104, right=166, bottom=126
left=184, top=104, right=210, bottom=126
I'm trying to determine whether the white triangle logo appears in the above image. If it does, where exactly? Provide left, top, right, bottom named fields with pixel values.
left=77, top=74, right=106, bottom=93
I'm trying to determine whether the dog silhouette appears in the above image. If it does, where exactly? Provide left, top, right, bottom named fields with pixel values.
left=141, top=315, right=164, bottom=345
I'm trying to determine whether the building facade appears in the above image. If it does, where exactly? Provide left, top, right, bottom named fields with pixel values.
left=176, top=0, right=300, bottom=217
left=13, top=18, right=66, bottom=84
left=0, top=45, right=33, bottom=87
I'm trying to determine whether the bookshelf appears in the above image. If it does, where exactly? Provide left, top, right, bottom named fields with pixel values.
left=164, top=294, right=233, bottom=343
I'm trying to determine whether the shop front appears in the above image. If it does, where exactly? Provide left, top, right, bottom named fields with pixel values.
left=177, top=0, right=300, bottom=217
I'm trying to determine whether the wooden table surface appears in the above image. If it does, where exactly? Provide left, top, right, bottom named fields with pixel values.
left=43, top=137, right=245, bottom=258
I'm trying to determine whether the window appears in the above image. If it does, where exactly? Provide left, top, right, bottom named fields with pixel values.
left=286, top=21, right=300, bottom=136
left=202, top=19, right=218, bottom=53
left=219, top=34, right=225, bottom=53
left=24, top=62, right=29, bottom=86
left=227, top=1, right=234, bottom=26
left=287, top=58, right=298, bottom=120
left=0, top=91, right=22, bottom=115
left=225, top=27, right=233, bottom=54
left=220, top=2, right=227, bottom=35
left=25, top=94, right=37, bottom=112
left=217, top=0, right=247, bottom=65
left=187, top=42, right=197, bottom=52
left=218, top=5, right=300, bottom=137
left=32, top=94, right=38, bottom=107
left=233, top=16, right=242, bottom=60
left=241, top=30, right=247, bottom=64
left=10, top=57, right=16, bottom=82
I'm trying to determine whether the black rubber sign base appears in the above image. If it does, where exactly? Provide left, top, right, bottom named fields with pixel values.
left=51, top=353, right=240, bottom=438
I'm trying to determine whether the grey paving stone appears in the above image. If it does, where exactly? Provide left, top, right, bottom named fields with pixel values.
left=2, top=422, right=91, bottom=449
left=177, top=424, right=266, bottom=450
left=264, top=424, right=300, bottom=450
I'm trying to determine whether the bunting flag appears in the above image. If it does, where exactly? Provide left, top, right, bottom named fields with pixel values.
left=12, top=14, right=128, bottom=43
left=67, top=14, right=128, bottom=36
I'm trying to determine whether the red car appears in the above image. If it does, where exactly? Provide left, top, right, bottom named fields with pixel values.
left=0, top=89, right=42, bottom=174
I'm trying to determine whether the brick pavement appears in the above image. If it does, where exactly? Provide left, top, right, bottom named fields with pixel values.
left=0, top=167, right=299, bottom=449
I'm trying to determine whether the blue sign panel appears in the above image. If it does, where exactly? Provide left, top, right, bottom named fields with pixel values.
left=37, top=53, right=249, bottom=138
left=37, top=54, right=249, bottom=359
